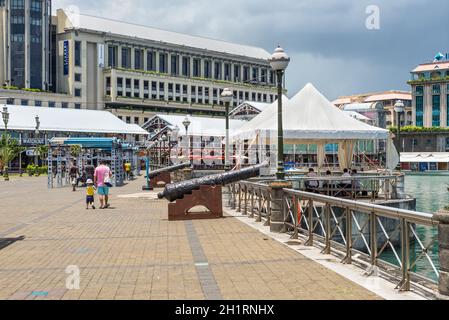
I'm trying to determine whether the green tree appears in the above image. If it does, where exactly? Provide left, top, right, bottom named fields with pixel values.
left=0, top=135, right=24, bottom=178
left=35, top=145, right=49, bottom=165
left=70, top=145, right=82, bottom=158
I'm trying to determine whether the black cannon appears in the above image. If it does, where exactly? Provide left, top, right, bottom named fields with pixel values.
left=148, top=162, right=191, bottom=179
left=158, top=161, right=269, bottom=202
left=147, top=162, right=191, bottom=188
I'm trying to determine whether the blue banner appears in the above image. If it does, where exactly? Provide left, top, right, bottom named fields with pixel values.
left=63, top=40, right=69, bottom=75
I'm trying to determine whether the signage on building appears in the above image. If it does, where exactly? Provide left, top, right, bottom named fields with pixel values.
left=63, top=40, right=70, bottom=75
left=22, top=138, right=45, bottom=146
left=26, top=150, right=37, bottom=157
left=97, top=43, right=105, bottom=68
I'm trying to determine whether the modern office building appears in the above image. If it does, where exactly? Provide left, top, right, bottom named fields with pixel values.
left=409, top=57, right=449, bottom=128
left=333, top=90, right=412, bottom=127
left=54, top=9, right=278, bottom=125
left=0, top=0, right=52, bottom=90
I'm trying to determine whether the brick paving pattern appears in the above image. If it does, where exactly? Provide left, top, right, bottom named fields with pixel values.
left=0, top=176, right=381, bottom=300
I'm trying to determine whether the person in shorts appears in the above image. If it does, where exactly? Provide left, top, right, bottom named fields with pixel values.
left=94, top=160, right=112, bottom=209
left=85, top=179, right=96, bottom=210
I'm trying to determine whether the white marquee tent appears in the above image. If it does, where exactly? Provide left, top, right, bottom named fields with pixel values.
left=232, top=83, right=397, bottom=171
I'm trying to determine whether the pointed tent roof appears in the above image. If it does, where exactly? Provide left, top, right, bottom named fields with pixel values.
left=233, top=83, right=389, bottom=140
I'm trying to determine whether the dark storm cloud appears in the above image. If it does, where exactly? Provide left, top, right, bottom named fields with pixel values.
left=54, top=0, right=449, bottom=99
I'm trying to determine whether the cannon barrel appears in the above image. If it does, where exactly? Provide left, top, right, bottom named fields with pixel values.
left=148, top=162, right=191, bottom=179
left=158, top=161, right=269, bottom=202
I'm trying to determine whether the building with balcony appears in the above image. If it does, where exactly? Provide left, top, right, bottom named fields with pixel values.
left=409, top=58, right=449, bottom=128
left=333, top=90, right=412, bottom=127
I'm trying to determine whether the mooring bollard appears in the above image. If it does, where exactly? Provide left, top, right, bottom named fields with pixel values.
left=435, top=210, right=449, bottom=299
left=269, top=180, right=292, bottom=233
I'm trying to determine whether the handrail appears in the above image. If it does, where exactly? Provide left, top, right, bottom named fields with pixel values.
left=228, top=179, right=440, bottom=295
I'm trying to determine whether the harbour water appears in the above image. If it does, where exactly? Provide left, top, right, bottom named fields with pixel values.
left=382, top=173, right=448, bottom=282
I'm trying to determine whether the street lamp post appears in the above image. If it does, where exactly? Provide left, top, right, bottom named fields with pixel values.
left=161, top=134, right=168, bottom=166
left=394, top=100, right=405, bottom=153
left=221, top=88, right=233, bottom=170
left=183, top=116, right=191, bottom=165
left=268, top=46, right=290, bottom=180
left=2, top=106, right=10, bottom=181
left=35, top=115, right=40, bottom=166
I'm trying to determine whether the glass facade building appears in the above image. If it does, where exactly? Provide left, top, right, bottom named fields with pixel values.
left=0, top=0, right=51, bottom=90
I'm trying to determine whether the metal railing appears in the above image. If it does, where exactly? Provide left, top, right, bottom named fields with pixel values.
left=229, top=180, right=440, bottom=294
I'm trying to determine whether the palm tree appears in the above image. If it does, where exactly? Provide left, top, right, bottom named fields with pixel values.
left=0, top=135, right=24, bottom=180
left=35, top=145, right=49, bottom=166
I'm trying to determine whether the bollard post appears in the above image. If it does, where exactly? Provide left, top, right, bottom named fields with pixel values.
left=269, top=180, right=292, bottom=233
left=435, top=211, right=449, bottom=299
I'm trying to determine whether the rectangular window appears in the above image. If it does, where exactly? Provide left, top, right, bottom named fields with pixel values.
left=75, top=103, right=81, bottom=109
left=121, top=47, right=131, bottom=69
left=447, top=95, right=449, bottom=127
left=432, top=95, right=441, bottom=127
left=214, top=62, right=221, bottom=80
left=252, top=67, right=259, bottom=83
left=193, top=58, right=201, bottom=77
left=415, top=85, right=424, bottom=95
left=75, top=88, right=81, bottom=97
left=204, top=60, right=211, bottom=78
left=159, top=53, right=167, bottom=73
left=62, top=102, right=68, bottom=109
left=147, top=51, right=155, bottom=71
left=182, top=57, right=190, bottom=77
left=35, top=100, right=42, bottom=107
left=433, top=85, right=441, bottom=95
left=261, top=69, right=267, bottom=83
left=108, top=45, right=117, bottom=67
left=48, top=101, right=55, bottom=108
left=134, top=49, right=143, bottom=70
left=243, top=66, right=250, bottom=82
left=224, top=63, right=230, bottom=81
left=74, top=73, right=81, bottom=82
left=6, top=98, right=14, bottom=105
left=234, top=65, right=240, bottom=82
left=134, top=117, right=139, bottom=124
left=126, top=116, right=131, bottom=124
left=21, top=99, right=28, bottom=106
left=74, top=41, right=81, bottom=67
left=171, top=55, right=178, bottom=76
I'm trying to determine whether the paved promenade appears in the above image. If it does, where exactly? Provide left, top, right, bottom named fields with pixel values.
left=0, top=176, right=380, bottom=300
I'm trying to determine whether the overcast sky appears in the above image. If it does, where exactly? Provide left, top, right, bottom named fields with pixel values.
left=53, top=0, right=449, bottom=100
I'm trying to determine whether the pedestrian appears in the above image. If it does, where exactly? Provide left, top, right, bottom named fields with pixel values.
left=84, top=161, right=95, bottom=181
left=124, top=162, right=131, bottom=180
left=69, top=161, right=79, bottom=192
left=94, top=160, right=112, bottom=209
left=85, top=179, right=96, bottom=210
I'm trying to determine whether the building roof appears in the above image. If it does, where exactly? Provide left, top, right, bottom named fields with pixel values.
left=342, top=102, right=383, bottom=111
left=233, top=83, right=389, bottom=141
left=230, top=96, right=289, bottom=116
left=412, top=62, right=449, bottom=73
left=146, top=114, right=246, bottom=137
left=333, top=90, right=411, bottom=107
left=401, top=152, right=449, bottom=163
left=0, top=105, right=149, bottom=135
left=364, top=92, right=412, bottom=102
left=61, top=9, right=271, bottom=61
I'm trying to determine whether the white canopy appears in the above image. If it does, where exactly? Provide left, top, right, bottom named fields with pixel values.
left=0, top=105, right=149, bottom=135
left=233, top=83, right=389, bottom=141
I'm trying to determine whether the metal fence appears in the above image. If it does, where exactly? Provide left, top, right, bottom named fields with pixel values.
left=229, top=180, right=440, bottom=294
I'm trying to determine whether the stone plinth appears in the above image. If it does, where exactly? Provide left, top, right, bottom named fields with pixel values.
left=269, top=180, right=292, bottom=233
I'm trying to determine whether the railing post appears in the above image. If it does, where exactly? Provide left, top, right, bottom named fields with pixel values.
left=323, top=204, right=331, bottom=254
left=250, top=187, right=255, bottom=219
left=367, top=210, right=378, bottom=275
left=243, top=185, right=248, bottom=216
left=264, top=192, right=272, bottom=227
left=256, top=189, right=262, bottom=223
left=268, top=181, right=292, bottom=233
left=292, top=195, right=299, bottom=240
left=305, top=199, right=314, bottom=247
left=398, top=218, right=411, bottom=291
left=237, top=184, right=242, bottom=213
left=342, top=207, right=352, bottom=264
left=435, top=211, right=449, bottom=299
left=231, top=184, right=236, bottom=210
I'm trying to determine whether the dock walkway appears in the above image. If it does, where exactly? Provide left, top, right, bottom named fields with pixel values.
left=0, top=176, right=381, bottom=300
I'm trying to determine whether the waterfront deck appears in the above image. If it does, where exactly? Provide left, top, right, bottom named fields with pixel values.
left=0, top=176, right=385, bottom=300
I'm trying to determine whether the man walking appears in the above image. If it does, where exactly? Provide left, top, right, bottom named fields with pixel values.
left=94, top=160, right=112, bottom=209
